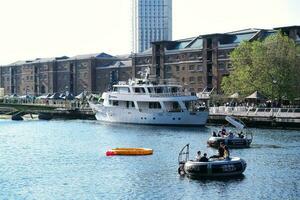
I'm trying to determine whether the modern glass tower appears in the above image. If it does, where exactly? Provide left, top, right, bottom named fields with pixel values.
left=132, top=0, right=172, bottom=53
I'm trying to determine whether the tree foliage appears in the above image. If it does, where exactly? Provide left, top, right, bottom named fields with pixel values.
left=221, top=32, right=300, bottom=101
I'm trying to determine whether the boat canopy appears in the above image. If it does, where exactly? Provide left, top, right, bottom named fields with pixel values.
left=225, top=116, right=245, bottom=130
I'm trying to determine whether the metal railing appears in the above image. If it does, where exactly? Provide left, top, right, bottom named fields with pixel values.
left=209, top=106, right=300, bottom=118
left=110, top=91, right=193, bottom=97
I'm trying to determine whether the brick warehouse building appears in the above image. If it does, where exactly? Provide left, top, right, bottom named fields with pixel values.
left=132, top=26, right=300, bottom=94
left=0, top=26, right=299, bottom=97
left=0, top=53, right=132, bottom=96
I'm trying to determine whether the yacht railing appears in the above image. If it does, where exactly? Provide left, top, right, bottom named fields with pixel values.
left=110, top=91, right=193, bottom=97
left=149, top=92, right=193, bottom=98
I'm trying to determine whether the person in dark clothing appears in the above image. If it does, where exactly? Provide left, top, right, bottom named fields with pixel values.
left=212, top=131, right=217, bottom=137
left=209, top=142, right=225, bottom=159
left=199, top=153, right=209, bottom=162
left=218, top=144, right=225, bottom=157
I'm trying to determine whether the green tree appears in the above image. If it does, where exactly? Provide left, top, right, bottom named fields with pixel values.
left=221, top=32, right=300, bottom=101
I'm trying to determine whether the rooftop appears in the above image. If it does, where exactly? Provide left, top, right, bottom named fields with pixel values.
left=137, top=26, right=299, bottom=53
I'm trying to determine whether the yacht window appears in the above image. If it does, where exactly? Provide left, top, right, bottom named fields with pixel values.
left=119, top=87, right=130, bottom=93
left=126, top=101, right=135, bottom=108
left=184, top=101, right=198, bottom=111
left=171, top=87, right=178, bottom=93
left=113, top=87, right=118, bottom=92
left=155, top=87, right=163, bottom=93
left=134, top=88, right=140, bottom=93
left=149, top=102, right=161, bottom=109
left=134, top=87, right=145, bottom=93
left=148, top=87, right=155, bottom=93
left=112, top=100, right=119, bottom=106
left=172, top=102, right=180, bottom=110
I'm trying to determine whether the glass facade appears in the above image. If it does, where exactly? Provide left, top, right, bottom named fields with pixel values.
left=132, top=0, right=172, bottom=53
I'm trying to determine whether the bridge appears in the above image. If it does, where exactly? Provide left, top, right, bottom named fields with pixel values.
left=0, top=103, right=95, bottom=120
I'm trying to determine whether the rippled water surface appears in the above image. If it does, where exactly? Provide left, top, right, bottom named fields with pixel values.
left=0, top=119, right=299, bottom=200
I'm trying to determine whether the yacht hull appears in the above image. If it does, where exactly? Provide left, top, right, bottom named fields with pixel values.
left=94, top=107, right=208, bottom=126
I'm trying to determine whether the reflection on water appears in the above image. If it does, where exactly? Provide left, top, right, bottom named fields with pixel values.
left=0, top=119, right=299, bottom=199
left=251, top=144, right=282, bottom=148
left=187, top=174, right=246, bottom=182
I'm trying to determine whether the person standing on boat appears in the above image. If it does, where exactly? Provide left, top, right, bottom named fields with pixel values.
left=200, top=153, right=209, bottom=162
left=209, top=143, right=224, bottom=159
left=223, top=145, right=230, bottom=160
left=195, top=151, right=201, bottom=161
left=220, top=126, right=227, bottom=137
left=228, top=131, right=234, bottom=139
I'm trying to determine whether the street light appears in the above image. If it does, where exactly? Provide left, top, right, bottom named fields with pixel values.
left=271, top=79, right=277, bottom=106
left=271, top=79, right=277, bottom=117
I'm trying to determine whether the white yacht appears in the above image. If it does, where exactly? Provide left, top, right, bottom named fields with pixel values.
left=90, top=70, right=209, bottom=126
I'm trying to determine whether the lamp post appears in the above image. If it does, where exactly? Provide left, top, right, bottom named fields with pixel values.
left=271, top=79, right=277, bottom=116
left=25, top=86, right=29, bottom=104
left=271, top=79, right=277, bottom=106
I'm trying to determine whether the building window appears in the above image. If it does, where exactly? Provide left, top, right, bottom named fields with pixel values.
left=189, top=54, right=195, bottom=59
left=218, top=62, right=226, bottom=70
left=165, top=65, right=171, bottom=72
left=189, top=77, right=195, bottom=84
left=188, top=65, right=195, bottom=71
left=197, top=65, right=203, bottom=71
left=176, top=66, right=180, bottom=71
left=197, top=76, right=202, bottom=82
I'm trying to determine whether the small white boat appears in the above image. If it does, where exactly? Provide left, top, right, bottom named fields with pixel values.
left=207, top=116, right=253, bottom=148
left=178, top=144, right=247, bottom=178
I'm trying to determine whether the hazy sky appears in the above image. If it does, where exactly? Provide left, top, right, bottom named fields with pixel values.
left=0, top=0, right=299, bottom=65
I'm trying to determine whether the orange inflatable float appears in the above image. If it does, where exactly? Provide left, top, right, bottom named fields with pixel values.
left=106, top=148, right=153, bottom=156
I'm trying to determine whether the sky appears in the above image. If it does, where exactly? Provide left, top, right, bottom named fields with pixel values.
left=0, top=0, right=299, bottom=65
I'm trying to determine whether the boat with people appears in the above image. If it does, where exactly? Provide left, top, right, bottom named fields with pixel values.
left=89, top=68, right=208, bottom=126
left=207, top=116, right=253, bottom=148
left=178, top=144, right=247, bottom=178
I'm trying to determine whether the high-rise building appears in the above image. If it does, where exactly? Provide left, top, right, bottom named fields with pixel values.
left=132, top=0, right=172, bottom=53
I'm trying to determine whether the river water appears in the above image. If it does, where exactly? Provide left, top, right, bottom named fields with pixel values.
left=0, top=119, right=299, bottom=200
